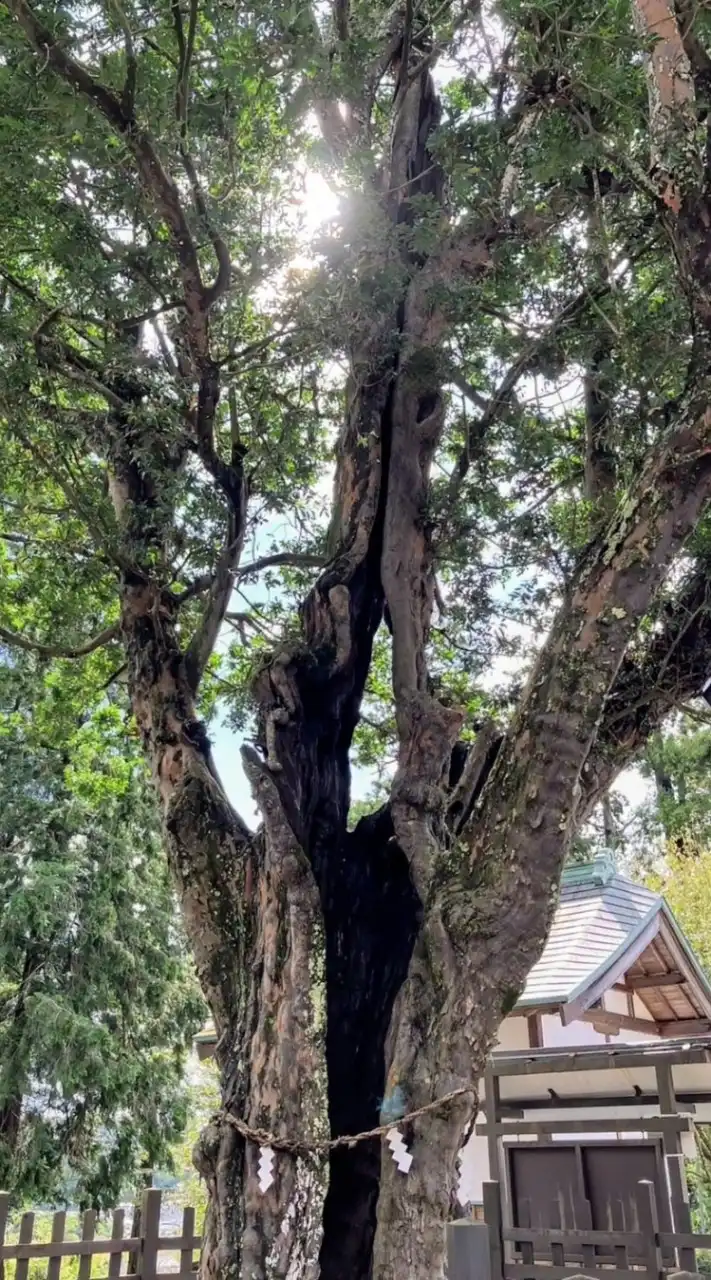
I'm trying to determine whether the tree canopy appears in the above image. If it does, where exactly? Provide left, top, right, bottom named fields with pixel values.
left=3, top=0, right=711, bottom=1275
left=0, top=656, right=204, bottom=1207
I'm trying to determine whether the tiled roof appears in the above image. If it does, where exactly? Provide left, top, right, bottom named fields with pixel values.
left=518, top=856, right=661, bottom=1007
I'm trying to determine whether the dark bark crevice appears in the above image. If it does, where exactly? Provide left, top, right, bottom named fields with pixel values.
left=317, top=806, right=421, bottom=1280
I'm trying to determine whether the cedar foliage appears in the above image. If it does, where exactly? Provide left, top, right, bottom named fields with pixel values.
left=0, top=659, right=204, bottom=1208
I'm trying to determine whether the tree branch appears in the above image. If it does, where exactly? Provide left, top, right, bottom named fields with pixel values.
left=239, top=551, right=324, bottom=578
left=464, top=386, right=711, bottom=1006
left=447, top=719, right=501, bottom=834
left=582, top=566, right=711, bottom=815
left=0, top=621, right=119, bottom=659
left=109, top=0, right=137, bottom=115
left=446, top=366, right=488, bottom=410
left=184, top=394, right=248, bottom=690
left=673, top=0, right=711, bottom=88
left=7, top=0, right=223, bottom=352
left=169, top=552, right=324, bottom=605
left=406, top=0, right=483, bottom=86
left=169, top=0, right=230, bottom=304
left=333, top=0, right=348, bottom=43
left=170, top=0, right=187, bottom=113
left=184, top=526, right=245, bottom=692
left=446, top=235, right=656, bottom=501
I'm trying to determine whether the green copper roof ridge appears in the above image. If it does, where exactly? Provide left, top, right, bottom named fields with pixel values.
left=561, top=851, right=616, bottom=887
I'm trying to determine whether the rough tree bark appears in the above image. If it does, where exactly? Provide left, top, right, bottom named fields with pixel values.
left=7, top=1, right=711, bottom=1279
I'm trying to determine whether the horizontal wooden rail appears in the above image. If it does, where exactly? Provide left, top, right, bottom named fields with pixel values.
left=503, top=1266, right=644, bottom=1280
left=659, top=1229, right=711, bottom=1248
left=0, top=1237, right=202, bottom=1261
left=501, top=1227, right=644, bottom=1248
left=0, top=1190, right=201, bottom=1280
left=477, top=1115, right=692, bottom=1136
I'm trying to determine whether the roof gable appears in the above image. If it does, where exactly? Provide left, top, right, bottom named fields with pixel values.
left=516, top=856, right=711, bottom=1028
left=518, top=857, right=660, bottom=1008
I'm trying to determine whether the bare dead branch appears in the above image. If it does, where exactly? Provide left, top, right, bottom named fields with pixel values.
left=447, top=719, right=501, bottom=834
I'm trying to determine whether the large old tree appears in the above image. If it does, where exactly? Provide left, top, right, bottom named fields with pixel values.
left=2, top=0, right=711, bottom=1274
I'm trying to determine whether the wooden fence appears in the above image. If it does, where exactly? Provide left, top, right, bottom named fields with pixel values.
left=481, top=1177, right=711, bottom=1280
left=0, top=1191, right=200, bottom=1280
left=483, top=1178, right=711, bottom=1279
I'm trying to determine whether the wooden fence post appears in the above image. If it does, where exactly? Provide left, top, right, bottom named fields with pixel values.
left=0, top=1189, right=203, bottom=1280
left=483, top=1181, right=504, bottom=1280
left=128, top=1201, right=142, bottom=1277
left=78, top=1209, right=97, bottom=1280
left=637, top=1180, right=663, bottom=1280
left=0, top=1192, right=9, bottom=1280
left=572, top=1194, right=596, bottom=1274
left=47, top=1210, right=66, bottom=1280
left=180, top=1207, right=196, bottom=1279
left=14, top=1211, right=34, bottom=1280
left=108, top=1209, right=125, bottom=1280
left=139, top=1189, right=161, bottom=1280
left=656, top=1062, right=696, bottom=1271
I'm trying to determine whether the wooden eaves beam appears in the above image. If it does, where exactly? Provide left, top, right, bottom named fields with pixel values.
left=580, top=1008, right=662, bottom=1036
left=614, top=971, right=685, bottom=991
left=580, top=1008, right=711, bottom=1037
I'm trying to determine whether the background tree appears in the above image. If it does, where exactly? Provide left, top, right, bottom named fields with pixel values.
left=4, top=0, right=711, bottom=1276
left=0, top=655, right=205, bottom=1207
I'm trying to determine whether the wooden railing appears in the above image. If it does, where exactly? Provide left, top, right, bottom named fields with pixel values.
left=0, top=1190, right=200, bottom=1280
left=483, top=1179, right=707, bottom=1279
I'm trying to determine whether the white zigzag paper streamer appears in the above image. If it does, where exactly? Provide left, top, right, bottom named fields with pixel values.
left=386, top=1127, right=413, bottom=1175
left=258, top=1145, right=275, bottom=1192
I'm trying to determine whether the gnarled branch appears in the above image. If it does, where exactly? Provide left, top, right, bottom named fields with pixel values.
left=0, top=621, right=119, bottom=659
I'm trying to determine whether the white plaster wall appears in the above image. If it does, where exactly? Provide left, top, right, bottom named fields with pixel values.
left=605, top=987, right=658, bottom=1037
left=494, top=1016, right=529, bottom=1051
left=540, top=993, right=658, bottom=1049
left=458, top=1132, right=490, bottom=1206
left=457, top=1001, right=659, bottom=1205
left=540, top=1012, right=608, bottom=1047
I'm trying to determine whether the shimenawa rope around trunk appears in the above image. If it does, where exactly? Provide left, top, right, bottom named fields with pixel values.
left=222, top=1086, right=475, bottom=1156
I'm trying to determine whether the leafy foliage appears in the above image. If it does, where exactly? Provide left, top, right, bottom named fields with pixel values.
left=0, top=0, right=702, bottom=719
left=0, top=658, right=204, bottom=1208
